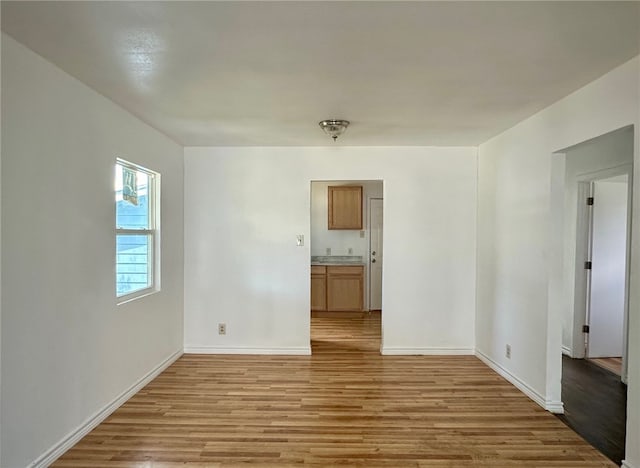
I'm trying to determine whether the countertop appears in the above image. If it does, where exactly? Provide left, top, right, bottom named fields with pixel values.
left=311, top=256, right=366, bottom=266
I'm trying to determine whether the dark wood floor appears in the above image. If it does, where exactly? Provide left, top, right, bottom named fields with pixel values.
left=557, top=355, right=627, bottom=465
left=53, top=313, right=615, bottom=467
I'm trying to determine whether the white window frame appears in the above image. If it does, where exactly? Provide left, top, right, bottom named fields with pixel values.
left=116, top=158, right=160, bottom=304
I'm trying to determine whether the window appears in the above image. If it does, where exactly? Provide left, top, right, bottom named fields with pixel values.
left=115, top=159, right=159, bottom=301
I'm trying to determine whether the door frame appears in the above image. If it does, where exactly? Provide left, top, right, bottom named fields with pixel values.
left=572, top=164, right=633, bottom=383
left=308, top=180, right=385, bottom=353
left=368, top=197, right=383, bottom=311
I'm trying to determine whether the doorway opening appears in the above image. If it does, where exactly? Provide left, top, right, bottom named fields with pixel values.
left=582, top=174, right=629, bottom=376
left=552, top=125, right=633, bottom=465
left=309, top=180, right=383, bottom=354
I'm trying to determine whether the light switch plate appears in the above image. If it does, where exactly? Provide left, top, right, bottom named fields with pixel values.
left=296, top=234, right=304, bottom=246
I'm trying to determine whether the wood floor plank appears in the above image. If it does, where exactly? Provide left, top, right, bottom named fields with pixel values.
left=558, top=355, right=626, bottom=464
left=588, top=357, right=623, bottom=376
left=53, top=312, right=614, bottom=467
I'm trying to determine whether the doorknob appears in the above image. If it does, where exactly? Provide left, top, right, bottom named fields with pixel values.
left=371, top=259, right=376, bottom=263
left=372, top=251, right=376, bottom=255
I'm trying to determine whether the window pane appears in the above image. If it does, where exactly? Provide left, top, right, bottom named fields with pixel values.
left=116, top=234, right=151, bottom=296
left=115, top=164, right=151, bottom=229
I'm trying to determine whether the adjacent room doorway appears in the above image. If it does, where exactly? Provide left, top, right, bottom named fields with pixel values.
left=584, top=175, right=630, bottom=377
left=553, top=126, right=634, bottom=465
left=309, top=180, right=383, bottom=353
left=574, top=170, right=632, bottom=382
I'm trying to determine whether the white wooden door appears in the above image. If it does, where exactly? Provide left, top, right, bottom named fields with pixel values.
left=369, top=198, right=383, bottom=310
left=587, top=177, right=628, bottom=358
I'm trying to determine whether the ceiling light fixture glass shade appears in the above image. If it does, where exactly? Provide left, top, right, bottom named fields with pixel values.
left=319, top=119, right=350, bottom=141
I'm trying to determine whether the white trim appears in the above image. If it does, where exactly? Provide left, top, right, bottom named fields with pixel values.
left=622, top=460, right=638, bottom=468
left=116, top=228, right=154, bottom=235
left=544, top=400, right=565, bottom=414
left=475, top=350, right=564, bottom=414
left=368, top=196, right=384, bottom=312
left=115, top=158, right=160, bottom=305
left=562, top=345, right=572, bottom=356
left=381, top=347, right=474, bottom=355
left=29, top=349, right=183, bottom=468
left=116, top=287, right=159, bottom=305
left=184, top=346, right=312, bottom=355
left=570, top=180, right=591, bottom=360
left=575, top=162, right=633, bottom=182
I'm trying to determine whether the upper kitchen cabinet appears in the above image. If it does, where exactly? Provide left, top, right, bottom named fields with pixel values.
left=328, top=186, right=363, bottom=230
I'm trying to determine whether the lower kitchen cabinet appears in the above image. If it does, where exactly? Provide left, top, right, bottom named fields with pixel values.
left=311, top=266, right=327, bottom=311
left=311, top=265, right=364, bottom=312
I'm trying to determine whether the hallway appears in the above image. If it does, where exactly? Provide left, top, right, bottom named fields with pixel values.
left=558, top=355, right=627, bottom=465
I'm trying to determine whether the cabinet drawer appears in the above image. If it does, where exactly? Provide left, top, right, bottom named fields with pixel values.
left=327, top=265, right=363, bottom=276
left=311, top=265, right=326, bottom=275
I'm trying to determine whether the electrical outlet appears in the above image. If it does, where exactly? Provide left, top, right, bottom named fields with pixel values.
left=506, top=344, right=511, bottom=359
left=360, top=231, right=365, bottom=238
left=218, top=323, right=226, bottom=335
left=348, top=247, right=353, bottom=254
left=326, top=247, right=331, bottom=256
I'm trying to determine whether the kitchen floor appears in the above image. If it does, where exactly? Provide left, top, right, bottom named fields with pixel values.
left=311, top=310, right=381, bottom=353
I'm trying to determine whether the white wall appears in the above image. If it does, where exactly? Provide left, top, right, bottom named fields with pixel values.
left=0, top=17, right=3, bottom=466
left=1, top=35, right=184, bottom=467
left=184, top=146, right=477, bottom=355
left=476, top=56, right=639, bottom=467
left=561, top=127, right=634, bottom=356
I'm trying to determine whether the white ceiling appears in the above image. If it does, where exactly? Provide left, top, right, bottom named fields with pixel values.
left=2, top=1, right=639, bottom=146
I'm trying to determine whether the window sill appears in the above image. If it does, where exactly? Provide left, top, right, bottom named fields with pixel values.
left=117, top=287, right=159, bottom=305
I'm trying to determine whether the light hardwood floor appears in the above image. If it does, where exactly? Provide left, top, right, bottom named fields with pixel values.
left=54, top=311, right=614, bottom=467
left=588, top=357, right=623, bottom=376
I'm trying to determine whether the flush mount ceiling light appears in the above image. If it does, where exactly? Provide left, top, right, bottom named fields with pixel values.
left=319, top=119, right=350, bottom=142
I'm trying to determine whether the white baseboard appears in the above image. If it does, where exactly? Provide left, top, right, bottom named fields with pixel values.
left=29, top=349, right=183, bottom=468
left=622, top=460, right=638, bottom=468
left=184, top=346, right=312, bottom=355
left=544, top=400, right=565, bottom=414
left=475, top=349, right=564, bottom=414
left=562, top=345, right=572, bottom=356
left=381, top=347, right=474, bottom=355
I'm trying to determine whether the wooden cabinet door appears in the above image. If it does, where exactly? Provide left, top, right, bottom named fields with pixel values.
left=326, top=266, right=364, bottom=311
left=328, top=186, right=363, bottom=230
left=311, top=274, right=327, bottom=311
